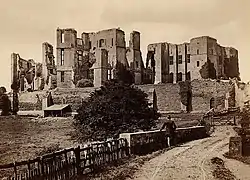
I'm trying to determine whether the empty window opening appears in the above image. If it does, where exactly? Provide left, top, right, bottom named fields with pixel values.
left=169, top=73, right=174, bottom=83
left=197, top=49, right=200, bottom=54
left=78, top=55, right=82, bottom=61
left=136, top=61, right=139, bottom=68
left=111, top=38, right=114, bottom=46
left=89, top=41, right=92, bottom=49
left=169, top=56, right=174, bottom=65
left=177, top=72, right=182, bottom=82
left=187, top=54, right=190, bottom=63
left=61, top=33, right=65, bottom=43
left=108, top=69, right=112, bottom=80
left=77, top=39, right=82, bottom=46
left=197, top=61, right=200, bottom=67
left=186, top=72, right=191, bottom=80
left=99, top=39, right=105, bottom=47
left=61, top=49, right=64, bottom=65
left=61, top=71, right=64, bottom=82
left=178, top=55, right=182, bottom=64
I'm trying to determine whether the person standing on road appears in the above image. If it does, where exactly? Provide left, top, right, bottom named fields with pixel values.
left=160, top=116, right=177, bottom=147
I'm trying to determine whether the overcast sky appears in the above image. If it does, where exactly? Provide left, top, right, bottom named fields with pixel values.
left=0, top=0, right=249, bottom=90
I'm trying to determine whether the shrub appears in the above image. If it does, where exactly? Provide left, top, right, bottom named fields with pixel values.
left=76, top=79, right=94, bottom=88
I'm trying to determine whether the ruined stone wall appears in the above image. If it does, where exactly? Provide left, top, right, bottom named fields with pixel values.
left=136, top=79, right=235, bottom=113
left=191, top=79, right=235, bottom=112
left=126, top=31, right=144, bottom=84
left=88, top=28, right=127, bottom=68
left=148, top=36, right=240, bottom=84
left=91, top=49, right=109, bottom=87
left=177, top=44, right=187, bottom=81
left=147, top=43, right=166, bottom=84
left=11, top=53, right=36, bottom=92
left=56, top=28, right=78, bottom=88
left=42, top=42, right=56, bottom=90
left=136, top=84, right=182, bottom=112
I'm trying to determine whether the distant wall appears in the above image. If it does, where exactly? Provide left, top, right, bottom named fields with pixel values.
left=18, top=87, right=98, bottom=111
left=137, top=79, right=235, bottom=113
left=136, top=84, right=182, bottom=112
left=18, top=79, right=235, bottom=113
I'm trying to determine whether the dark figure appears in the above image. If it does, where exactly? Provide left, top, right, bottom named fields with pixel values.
left=160, top=116, right=177, bottom=147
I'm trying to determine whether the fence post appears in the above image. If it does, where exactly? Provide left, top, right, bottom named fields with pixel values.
left=13, top=162, right=17, bottom=180
left=74, top=146, right=81, bottom=175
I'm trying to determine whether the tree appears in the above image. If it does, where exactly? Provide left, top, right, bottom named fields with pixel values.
left=0, top=86, right=11, bottom=116
left=114, top=62, right=134, bottom=85
left=74, top=80, right=160, bottom=142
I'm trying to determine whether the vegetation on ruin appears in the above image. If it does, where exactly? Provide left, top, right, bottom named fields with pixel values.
left=76, top=79, right=94, bottom=88
left=179, top=81, right=192, bottom=112
left=0, top=86, right=11, bottom=116
left=199, top=59, right=217, bottom=79
left=74, top=79, right=160, bottom=142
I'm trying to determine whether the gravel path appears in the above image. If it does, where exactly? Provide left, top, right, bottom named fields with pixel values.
left=130, top=126, right=250, bottom=180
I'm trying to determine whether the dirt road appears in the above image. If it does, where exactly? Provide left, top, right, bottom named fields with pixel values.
left=130, top=126, right=250, bottom=180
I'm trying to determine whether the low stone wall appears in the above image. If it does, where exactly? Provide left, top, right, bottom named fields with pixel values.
left=120, top=126, right=207, bottom=155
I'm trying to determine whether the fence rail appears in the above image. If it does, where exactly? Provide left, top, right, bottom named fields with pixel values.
left=0, top=138, right=129, bottom=180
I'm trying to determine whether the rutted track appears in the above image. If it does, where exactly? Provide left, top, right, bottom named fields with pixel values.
left=129, top=126, right=236, bottom=180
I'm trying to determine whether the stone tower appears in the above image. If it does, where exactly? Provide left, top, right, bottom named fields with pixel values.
left=56, top=28, right=77, bottom=88
left=90, top=48, right=109, bottom=87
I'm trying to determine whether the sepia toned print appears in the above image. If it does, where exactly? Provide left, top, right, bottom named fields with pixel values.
left=0, top=0, right=250, bottom=179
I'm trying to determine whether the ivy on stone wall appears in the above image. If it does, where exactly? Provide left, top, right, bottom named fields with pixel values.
left=179, top=81, right=192, bottom=111
left=199, top=59, right=216, bottom=79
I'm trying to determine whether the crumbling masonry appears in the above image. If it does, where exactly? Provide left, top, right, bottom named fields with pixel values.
left=147, top=36, right=240, bottom=84
left=11, top=28, right=240, bottom=92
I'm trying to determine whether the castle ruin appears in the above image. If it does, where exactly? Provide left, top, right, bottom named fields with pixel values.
left=11, top=28, right=240, bottom=93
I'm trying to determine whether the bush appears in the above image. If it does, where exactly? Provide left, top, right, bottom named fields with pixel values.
left=74, top=80, right=160, bottom=142
left=76, top=79, right=94, bottom=88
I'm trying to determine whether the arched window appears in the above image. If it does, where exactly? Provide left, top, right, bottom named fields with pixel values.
left=99, top=39, right=105, bottom=47
left=186, top=72, right=191, bottom=80
left=177, top=72, right=182, bottom=82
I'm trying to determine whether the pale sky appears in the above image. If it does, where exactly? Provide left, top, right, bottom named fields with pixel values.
left=0, top=0, right=249, bottom=91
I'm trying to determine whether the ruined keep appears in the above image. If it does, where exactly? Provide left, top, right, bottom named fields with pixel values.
left=56, top=28, right=148, bottom=88
left=147, top=36, right=240, bottom=84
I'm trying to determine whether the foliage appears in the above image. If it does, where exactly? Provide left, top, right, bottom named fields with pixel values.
left=0, top=86, right=11, bottom=116
left=115, top=62, right=134, bottom=85
left=199, top=59, right=216, bottom=79
left=179, top=81, right=192, bottom=111
left=76, top=79, right=94, bottom=88
left=74, top=80, right=160, bottom=142
left=240, top=102, right=250, bottom=128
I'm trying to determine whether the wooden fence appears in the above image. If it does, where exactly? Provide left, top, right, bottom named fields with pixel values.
left=0, top=138, right=129, bottom=180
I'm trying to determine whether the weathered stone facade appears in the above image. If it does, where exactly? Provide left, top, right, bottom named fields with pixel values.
left=42, top=42, right=57, bottom=90
left=55, top=28, right=152, bottom=88
left=147, top=36, right=240, bottom=84
left=136, top=79, right=235, bottom=113
left=11, top=53, right=36, bottom=92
